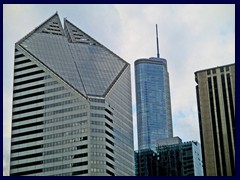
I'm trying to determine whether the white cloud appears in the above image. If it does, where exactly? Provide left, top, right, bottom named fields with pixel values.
left=113, top=3, right=234, bottom=148
left=3, top=4, right=234, bottom=175
left=172, top=104, right=200, bottom=141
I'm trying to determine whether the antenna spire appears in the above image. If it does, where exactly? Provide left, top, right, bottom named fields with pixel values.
left=156, top=24, right=160, bottom=58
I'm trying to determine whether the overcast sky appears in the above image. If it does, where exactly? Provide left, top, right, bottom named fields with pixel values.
left=3, top=4, right=235, bottom=176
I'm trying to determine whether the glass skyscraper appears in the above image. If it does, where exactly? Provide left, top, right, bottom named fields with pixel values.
left=10, top=13, right=134, bottom=176
left=135, top=57, right=173, bottom=150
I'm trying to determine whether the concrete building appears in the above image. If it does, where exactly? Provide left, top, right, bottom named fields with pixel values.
left=135, top=138, right=203, bottom=176
left=195, top=63, right=235, bottom=176
left=10, top=13, right=134, bottom=176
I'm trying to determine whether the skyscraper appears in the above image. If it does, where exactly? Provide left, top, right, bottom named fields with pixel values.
left=135, top=26, right=173, bottom=150
left=195, top=63, right=235, bottom=176
left=10, top=13, right=134, bottom=176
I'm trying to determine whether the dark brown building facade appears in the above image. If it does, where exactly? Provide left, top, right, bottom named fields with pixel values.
left=195, top=63, right=235, bottom=176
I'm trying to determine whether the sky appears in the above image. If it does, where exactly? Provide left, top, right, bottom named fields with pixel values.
left=3, top=4, right=235, bottom=176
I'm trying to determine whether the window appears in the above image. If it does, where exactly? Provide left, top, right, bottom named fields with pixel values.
left=14, top=77, right=44, bottom=86
left=11, top=152, right=42, bottom=161
left=13, top=84, right=44, bottom=94
left=226, top=66, right=229, bottom=71
left=72, top=170, right=88, bottom=175
left=15, top=59, right=31, bottom=65
left=15, top=54, right=25, bottom=59
left=10, top=169, right=43, bottom=176
left=220, top=67, right=224, bottom=72
left=13, top=91, right=44, bottom=101
left=11, top=144, right=42, bottom=153
left=12, top=129, right=43, bottom=138
left=106, top=169, right=115, bottom=176
left=13, top=114, right=43, bottom=123
left=11, top=137, right=43, bottom=145
left=13, top=106, right=44, bottom=115
left=12, top=121, right=43, bottom=130
left=14, top=70, right=44, bottom=79
left=105, top=108, right=113, bottom=115
left=106, top=161, right=115, bottom=169
left=11, top=160, right=42, bottom=169
left=207, top=70, right=210, bottom=75
left=14, top=64, right=38, bottom=72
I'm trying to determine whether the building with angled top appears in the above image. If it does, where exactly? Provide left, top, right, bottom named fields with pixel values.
left=195, top=63, right=235, bottom=176
left=10, top=12, right=134, bottom=176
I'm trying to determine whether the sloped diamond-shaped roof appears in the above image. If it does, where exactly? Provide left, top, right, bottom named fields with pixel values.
left=64, top=18, right=100, bottom=45
left=17, top=13, right=128, bottom=97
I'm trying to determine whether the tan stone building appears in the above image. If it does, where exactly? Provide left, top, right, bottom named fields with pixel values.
left=195, top=63, right=235, bottom=176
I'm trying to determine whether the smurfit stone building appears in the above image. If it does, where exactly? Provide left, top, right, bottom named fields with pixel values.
left=195, top=63, right=235, bottom=176
left=10, top=13, right=134, bottom=176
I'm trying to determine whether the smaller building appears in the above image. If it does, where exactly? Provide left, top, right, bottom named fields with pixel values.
left=156, top=136, right=182, bottom=146
left=135, top=138, right=203, bottom=176
left=135, top=149, right=158, bottom=176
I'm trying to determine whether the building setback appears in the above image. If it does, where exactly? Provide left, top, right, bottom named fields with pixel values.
left=135, top=57, right=173, bottom=151
left=135, top=139, right=203, bottom=176
left=195, top=63, right=235, bottom=176
left=10, top=13, right=134, bottom=176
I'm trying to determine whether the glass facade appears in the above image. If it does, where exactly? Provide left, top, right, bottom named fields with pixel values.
left=135, top=57, right=173, bottom=150
left=20, top=17, right=126, bottom=97
left=135, top=141, right=203, bottom=176
left=10, top=13, right=134, bottom=176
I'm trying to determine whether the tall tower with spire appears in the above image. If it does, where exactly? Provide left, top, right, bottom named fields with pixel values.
left=156, top=24, right=160, bottom=58
left=10, top=13, right=134, bottom=176
left=135, top=25, right=173, bottom=151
